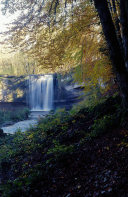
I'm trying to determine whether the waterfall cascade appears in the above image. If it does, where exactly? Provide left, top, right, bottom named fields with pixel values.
left=29, top=75, right=54, bottom=111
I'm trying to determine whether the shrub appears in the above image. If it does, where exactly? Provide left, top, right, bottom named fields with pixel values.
left=90, top=114, right=118, bottom=137
left=0, top=108, right=30, bottom=126
left=47, top=140, right=74, bottom=158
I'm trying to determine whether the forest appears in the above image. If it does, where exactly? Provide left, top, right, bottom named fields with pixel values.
left=0, top=0, right=127, bottom=196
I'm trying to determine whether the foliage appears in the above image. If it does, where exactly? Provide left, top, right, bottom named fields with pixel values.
left=90, top=115, right=117, bottom=137
left=0, top=108, right=30, bottom=126
left=0, top=1, right=113, bottom=91
left=0, top=52, right=38, bottom=76
left=0, top=95, right=123, bottom=196
left=47, top=140, right=74, bottom=158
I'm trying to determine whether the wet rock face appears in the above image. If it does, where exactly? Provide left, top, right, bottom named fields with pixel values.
left=53, top=75, right=84, bottom=110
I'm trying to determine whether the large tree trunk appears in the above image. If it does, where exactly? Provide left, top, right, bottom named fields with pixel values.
left=111, top=0, right=123, bottom=51
left=120, top=0, right=128, bottom=70
left=112, top=0, right=116, bottom=13
left=93, top=0, right=128, bottom=108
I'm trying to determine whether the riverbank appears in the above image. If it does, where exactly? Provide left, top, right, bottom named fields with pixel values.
left=0, top=95, right=128, bottom=196
left=1, top=111, right=50, bottom=134
left=2, top=119, right=38, bottom=134
left=0, top=108, right=29, bottom=128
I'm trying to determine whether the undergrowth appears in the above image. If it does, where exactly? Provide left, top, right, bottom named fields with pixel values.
left=0, top=95, right=124, bottom=197
left=0, top=108, right=30, bottom=127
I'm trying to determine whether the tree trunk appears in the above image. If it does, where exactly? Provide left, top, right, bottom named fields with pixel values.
left=107, top=0, right=112, bottom=12
left=120, top=0, right=128, bottom=70
left=93, top=0, right=128, bottom=108
left=112, top=0, right=116, bottom=13
left=111, top=0, right=123, bottom=51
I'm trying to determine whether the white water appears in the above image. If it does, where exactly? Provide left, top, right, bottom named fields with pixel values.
left=2, top=119, right=38, bottom=134
left=2, top=112, right=49, bottom=134
left=29, top=75, right=54, bottom=111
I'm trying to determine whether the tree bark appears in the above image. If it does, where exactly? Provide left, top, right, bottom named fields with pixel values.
left=93, top=0, right=128, bottom=108
left=108, top=0, right=112, bottom=12
left=120, top=0, right=128, bottom=70
left=112, top=0, right=116, bottom=13
left=111, top=0, right=123, bottom=51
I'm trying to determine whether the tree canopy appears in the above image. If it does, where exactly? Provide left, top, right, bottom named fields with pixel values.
left=0, top=0, right=128, bottom=105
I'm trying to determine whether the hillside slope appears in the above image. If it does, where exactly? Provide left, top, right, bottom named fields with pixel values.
left=0, top=96, right=128, bottom=197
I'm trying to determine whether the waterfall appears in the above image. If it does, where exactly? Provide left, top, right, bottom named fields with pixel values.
left=29, top=75, right=54, bottom=111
